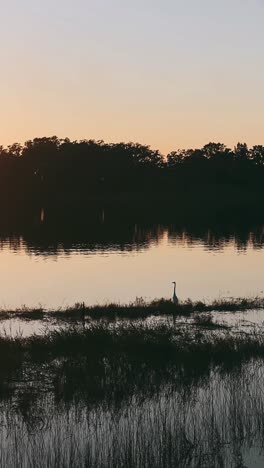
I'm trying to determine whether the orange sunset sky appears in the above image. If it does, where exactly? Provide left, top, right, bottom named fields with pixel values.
left=1, top=0, right=264, bottom=155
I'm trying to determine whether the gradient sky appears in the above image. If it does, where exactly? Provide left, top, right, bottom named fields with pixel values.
left=1, top=0, right=264, bottom=154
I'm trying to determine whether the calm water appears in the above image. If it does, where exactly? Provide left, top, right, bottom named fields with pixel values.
left=0, top=212, right=264, bottom=308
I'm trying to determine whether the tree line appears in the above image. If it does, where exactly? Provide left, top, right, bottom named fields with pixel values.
left=1, top=137, right=264, bottom=203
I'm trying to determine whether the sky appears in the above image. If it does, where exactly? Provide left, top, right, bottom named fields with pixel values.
left=0, top=0, right=264, bottom=155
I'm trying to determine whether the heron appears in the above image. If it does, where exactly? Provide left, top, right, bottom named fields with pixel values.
left=172, top=281, right=178, bottom=305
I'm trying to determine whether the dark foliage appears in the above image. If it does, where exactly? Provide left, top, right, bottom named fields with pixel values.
left=1, top=137, right=264, bottom=205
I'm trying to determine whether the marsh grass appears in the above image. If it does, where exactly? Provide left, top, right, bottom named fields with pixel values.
left=1, top=348, right=264, bottom=467
left=0, top=296, right=263, bottom=323
left=0, top=321, right=264, bottom=381
left=193, top=312, right=221, bottom=328
left=0, top=319, right=264, bottom=466
left=0, top=301, right=264, bottom=467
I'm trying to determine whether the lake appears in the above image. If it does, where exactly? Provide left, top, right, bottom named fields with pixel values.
left=1, top=206, right=264, bottom=468
left=0, top=206, right=263, bottom=308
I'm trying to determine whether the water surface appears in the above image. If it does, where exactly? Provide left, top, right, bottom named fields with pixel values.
left=0, top=210, right=264, bottom=308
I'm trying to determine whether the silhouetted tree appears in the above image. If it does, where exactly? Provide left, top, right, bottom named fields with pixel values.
left=234, top=142, right=249, bottom=161
left=250, top=145, right=264, bottom=166
left=0, top=136, right=263, bottom=205
left=202, top=142, right=229, bottom=159
left=167, top=150, right=187, bottom=167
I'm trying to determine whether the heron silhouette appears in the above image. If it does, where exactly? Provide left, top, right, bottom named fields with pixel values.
left=172, top=282, right=178, bottom=305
